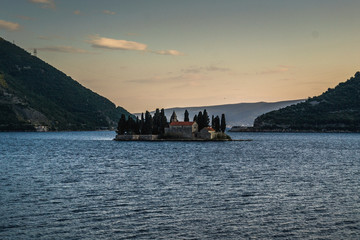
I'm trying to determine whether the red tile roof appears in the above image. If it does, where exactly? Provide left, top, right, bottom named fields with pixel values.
left=170, top=121, right=195, bottom=126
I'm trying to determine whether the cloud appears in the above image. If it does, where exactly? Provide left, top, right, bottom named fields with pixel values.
left=182, top=65, right=231, bottom=74
left=18, top=15, right=34, bottom=21
left=206, top=66, right=230, bottom=72
left=90, top=36, right=147, bottom=51
left=89, top=36, right=184, bottom=56
left=29, top=0, right=55, bottom=9
left=73, top=10, right=81, bottom=15
left=0, top=20, right=21, bottom=31
left=182, top=66, right=203, bottom=74
left=37, top=46, right=91, bottom=54
left=37, top=35, right=63, bottom=40
left=103, top=10, right=116, bottom=15
left=152, top=50, right=184, bottom=56
left=126, top=72, right=209, bottom=87
left=259, top=65, right=294, bottom=75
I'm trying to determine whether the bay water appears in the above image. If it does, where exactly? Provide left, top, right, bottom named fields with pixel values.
left=0, top=131, right=359, bottom=239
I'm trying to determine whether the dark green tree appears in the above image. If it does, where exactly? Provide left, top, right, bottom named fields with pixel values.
left=197, top=109, right=210, bottom=131
left=197, top=111, right=203, bottom=131
left=221, top=114, right=226, bottom=133
left=184, top=110, right=189, bottom=122
left=134, top=116, right=140, bottom=134
left=193, top=114, right=198, bottom=123
left=203, top=109, right=210, bottom=128
left=125, top=116, right=135, bottom=134
left=152, top=108, right=161, bottom=134
left=140, top=113, right=145, bottom=134
left=117, top=114, right=126, bottom=134
left=211, top=115, right=215, bottom=129
left=143, top=111, right=153, bottom=134
left=214, top=116, right=220, bottom=132
left=160, top=108, right=168, bottom=134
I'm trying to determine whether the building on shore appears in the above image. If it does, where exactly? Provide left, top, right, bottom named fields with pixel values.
left=164, top=122, right=218, bottom=140
left=115, top=110, right=230, bottom=141
left=170, top=111, right=178, bottom=123
left=165, top=121, right=198, bottom=139
left=198, top=127, right=216, bottom=140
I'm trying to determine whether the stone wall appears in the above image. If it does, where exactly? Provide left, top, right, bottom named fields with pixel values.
left=164, top=126, right=194, bottom=139
left=115, top=135, right=158, bottom=141
left=198, top=130, right=216, bottom=140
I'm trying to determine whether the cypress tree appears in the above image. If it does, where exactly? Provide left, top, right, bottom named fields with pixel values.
left=140, top=113, right=145, bottom=134
left=184, top=110, right=189, bottom=122
left=221, top=114, right=226, bottom=133
left=197, top=111, right=203, bottom=131
left=126, top=116, right=135, bottom=134
left=193, top=114, right=198, bottom=123
left=134, top=116, right=140, bottom=134
left=144, top=111, right=153, bottom=134
left=117, top=114, right=126, bottom=135
left=214, top=116, right=220, bottom=132
left=211, top=115, right=215, bottom=129
left=203, top=109, right=210, bottom=128
left=160, top=108, right=168, bottom=134
left=153, top=108, right=160, bottom=134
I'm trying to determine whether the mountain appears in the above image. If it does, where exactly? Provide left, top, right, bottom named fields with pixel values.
left=254, top=72, right=360, bottom=132
left=134, top=100, right=304, bottom=127
left=0, top=37, right=131, bottom=131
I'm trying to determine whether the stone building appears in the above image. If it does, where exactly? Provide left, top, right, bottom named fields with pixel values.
left=165, top=121, right=198, bottom=139
left=170, top=111, right=178, bottom=123
left=198, top=127, right=216, bottom=140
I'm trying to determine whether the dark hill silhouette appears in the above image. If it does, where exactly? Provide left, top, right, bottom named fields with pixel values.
left=254, top=72, right=360, bottom=132
left=0, top=37, right=131, bottom=131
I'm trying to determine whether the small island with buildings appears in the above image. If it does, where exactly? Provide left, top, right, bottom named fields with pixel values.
left=114, top=109, right=232, bottom=141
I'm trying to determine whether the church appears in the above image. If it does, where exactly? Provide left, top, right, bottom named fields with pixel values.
left=164, top=111, right=215, bottom=140
left=164, top=111, right=198, bottom=139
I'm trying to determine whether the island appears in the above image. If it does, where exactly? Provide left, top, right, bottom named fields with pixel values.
left=114, top=109, right=232, bottom=141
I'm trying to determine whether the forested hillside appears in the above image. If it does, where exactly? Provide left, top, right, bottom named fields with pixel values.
left=254, top=72, right=360, bottom=132
left=0, top=37, right=131, bottom=131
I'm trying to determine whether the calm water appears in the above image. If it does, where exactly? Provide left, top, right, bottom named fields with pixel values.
left=0, top=131, right=360, bottom=239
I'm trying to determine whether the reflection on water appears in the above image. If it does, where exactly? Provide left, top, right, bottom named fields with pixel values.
left=1, top=131, right=360, bottom=239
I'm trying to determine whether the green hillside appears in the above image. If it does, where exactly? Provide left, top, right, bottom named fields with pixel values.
left=254, top=72, right=360, bottom=132
left=0, top=37, right=131, bottom=131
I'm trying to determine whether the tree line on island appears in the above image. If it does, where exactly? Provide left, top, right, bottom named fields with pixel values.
left=117, top=109, right=226, bottom=135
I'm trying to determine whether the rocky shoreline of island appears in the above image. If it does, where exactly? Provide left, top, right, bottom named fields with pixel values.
left=113, top=133, right=240, bottom=141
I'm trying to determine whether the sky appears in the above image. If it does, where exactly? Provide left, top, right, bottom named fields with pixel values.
left=1, top=0, right=360, bottom=113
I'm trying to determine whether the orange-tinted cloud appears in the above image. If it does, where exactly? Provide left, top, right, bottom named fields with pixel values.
left=152, top=49, right=184, bottom=56
left=260, top=65, right=294, bottom=75
left=90, top=36, right=147, bottom=51
left=89, top=36, right=184, bottom=56
left=182, top=65, right=230, bottom=73
left=103, top=10, right=116, bottom=15
left=0, top=20, right=20, bottom=31
left=29, top=0, right=55, bottom=9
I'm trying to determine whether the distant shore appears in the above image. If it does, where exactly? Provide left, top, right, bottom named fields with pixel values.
left=229, top=126, right=360, bottom=133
